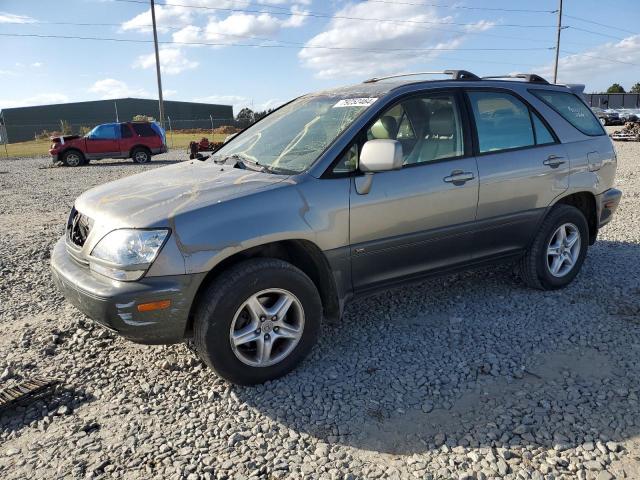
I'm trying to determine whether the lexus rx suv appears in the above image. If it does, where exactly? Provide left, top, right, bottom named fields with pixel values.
left=49, top=121, right=167, bottom=166
left=51, top=71, right=621, bottom=384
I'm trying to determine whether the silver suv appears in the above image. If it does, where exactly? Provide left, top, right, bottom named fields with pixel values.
left=51, top=71, right=622, bottom=385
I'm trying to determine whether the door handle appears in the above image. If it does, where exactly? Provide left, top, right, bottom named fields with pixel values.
left=543, top=155, right=566, bottom=168
left=443, top=170, right=475, bottom=185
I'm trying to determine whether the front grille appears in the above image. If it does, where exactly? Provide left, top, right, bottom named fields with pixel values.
left=67, top=207, right=92, bottom=248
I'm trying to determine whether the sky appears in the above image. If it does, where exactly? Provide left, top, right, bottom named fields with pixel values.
left=0, top=0, right=639, bottom=115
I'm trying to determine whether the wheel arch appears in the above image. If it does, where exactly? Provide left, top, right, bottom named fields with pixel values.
left=552, top=191, right=598, bottom=245
left=185, top=239, right=341, bottom=337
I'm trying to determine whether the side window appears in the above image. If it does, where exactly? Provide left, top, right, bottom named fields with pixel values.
left=531, top=112, right=555, bottom=145
left=366, top=93, right=464, bottom=166
left=468, top=91, right=534, bottom=153
left=132, top=123, right=156, bottom=137
left=121, top=124, right=132, bottom=138
left=91, top=124, right=118, bottom=140
left=530, top=89, right=605, bottom=136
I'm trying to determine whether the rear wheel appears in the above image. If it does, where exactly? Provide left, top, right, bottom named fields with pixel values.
left=61, top=150, right=84, bottom=167
left=132, top=148, right=151, bottom=164
left=520, top=205, right=589, bottom=290
left=193, top=258, right=322, bottom=385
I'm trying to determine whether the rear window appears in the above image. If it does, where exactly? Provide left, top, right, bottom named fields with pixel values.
left=530, top=89, right=605, bottom=136
left=131, top=123, right=157, bottom=137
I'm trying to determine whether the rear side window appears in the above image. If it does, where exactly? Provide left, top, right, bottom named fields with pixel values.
left=131, top=123, right=157, bottom=137
left=120, top=124, right=132, bottom=138
left=468, top=91, right=534, bottom=153
left=530, top=89, right=605, bottom=136
left=531, top=112, right=555, bottom=145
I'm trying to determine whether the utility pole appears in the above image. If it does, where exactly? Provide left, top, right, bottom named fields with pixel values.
left=114, top=101, right=119, bottom=122
left=553, top=0, right=563, bottom=84
left=150, top=0, right=165, bottom=127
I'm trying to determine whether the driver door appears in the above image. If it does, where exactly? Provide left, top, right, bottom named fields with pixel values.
left=85, top=124, right=120, bottom=158
left=349, top=91, right=479, bottom=292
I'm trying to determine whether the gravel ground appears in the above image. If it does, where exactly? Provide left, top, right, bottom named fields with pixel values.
left=0, top=138, right=639, bottom=480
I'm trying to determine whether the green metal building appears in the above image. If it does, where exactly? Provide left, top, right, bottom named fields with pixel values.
left=0, top=97, right=234, bottom=143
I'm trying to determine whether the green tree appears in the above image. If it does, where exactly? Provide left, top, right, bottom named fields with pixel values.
left=235, top=107, right=255, bottom=128
left=606, top=83, right=626, bottom=93
left=630, top=83, right=640, bottom=94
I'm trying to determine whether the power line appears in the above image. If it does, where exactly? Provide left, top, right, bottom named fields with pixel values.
left=365, top=0, right=557, bottom=13
left=0, top=32, right=554, bottom=52
left=111, top=0, right=558, bottom=28
left=564, top=14, right=638, bottom=36
left=566, top=25, right=626, bottom=41
left=20, top=19, right=562, bottom=47
left=560, top=49, right=640, bottom=67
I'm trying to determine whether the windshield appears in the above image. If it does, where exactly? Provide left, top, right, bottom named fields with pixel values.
left=212, top=95, right=378, bottom=173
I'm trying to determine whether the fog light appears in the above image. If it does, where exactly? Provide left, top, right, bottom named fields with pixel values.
left=137, top=300, right=171, bottom=312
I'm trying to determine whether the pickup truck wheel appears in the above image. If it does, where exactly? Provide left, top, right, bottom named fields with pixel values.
left=520, top=205, right=588, bottom=290
left=61, top=150, right=84, bottom=167
left=193, top=258, right=322, bottom=385
left=132, top=148, right=151, bottom=164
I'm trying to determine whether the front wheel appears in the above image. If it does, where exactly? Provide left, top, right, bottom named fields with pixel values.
left=193, top=258, right=322, bottom=385
left=61, top=150, right=84, bottom=167
left=520, top=205, right=589, bottom=290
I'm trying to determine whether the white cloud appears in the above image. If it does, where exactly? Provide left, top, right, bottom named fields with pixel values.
left=89, top=78, right=149, bottom=98
left=537, top=35, right=640, bottom=86
left=194, top=94, right=283, bottom=113
left=164, top=89, right=178, bottom=98
left=133, top=47, right=199, bottom=75
left=31, top=62, right=43, bottom=68
left=121, top=5, right=193, bottom=33
left=0, top=93, right=69, bottom=109
left=298, top=1, right=493, bottom=79
left=0, top=12, right=35, bottom=24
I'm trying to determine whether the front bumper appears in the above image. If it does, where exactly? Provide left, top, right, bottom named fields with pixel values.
left=596, top=188, right=622, bottom=228
left=50, top=237, right=206, bottom=344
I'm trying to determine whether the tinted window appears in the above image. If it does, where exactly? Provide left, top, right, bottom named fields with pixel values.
left=121, top=124, right=132, bottom=138
left=89, top=124, right=118, bottom=140
left=531, top=89, right=604, bottom=136
left=367, top=93, right=464, bottom=166
left=132, top=123, right=157, bottom=137
left=468, top=91, right=534, bottom=153
left=532, top=112, right=555, bottom=144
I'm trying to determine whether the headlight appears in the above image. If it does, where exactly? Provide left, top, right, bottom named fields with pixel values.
left=89, top=229, right=169, bottom=281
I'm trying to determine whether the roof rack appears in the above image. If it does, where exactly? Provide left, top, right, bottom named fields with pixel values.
left=363, top=70, right=480, bottom=83
left=481, top=73, right=550, bottom=84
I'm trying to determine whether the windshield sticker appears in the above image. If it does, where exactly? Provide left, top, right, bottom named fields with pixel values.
left=333, top=98, right=378, bottom=108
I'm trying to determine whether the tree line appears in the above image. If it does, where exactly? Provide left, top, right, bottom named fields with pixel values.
left=603, top=83, right=640, bottom=94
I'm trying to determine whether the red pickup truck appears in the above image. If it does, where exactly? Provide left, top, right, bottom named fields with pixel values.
left=50, top=122, right=167, bottom=167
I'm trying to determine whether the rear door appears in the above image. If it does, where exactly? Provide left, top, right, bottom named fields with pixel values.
left=349, top=90, right=480, bottom=292
left=131, top=122, right=162, bottom=151
left=118, top=124, right=135, bottom=156
left=85, top=124, right=120, bottom=158
left=466, top=89, right=569, bottom=258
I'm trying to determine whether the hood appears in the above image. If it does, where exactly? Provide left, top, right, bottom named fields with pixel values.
left=51, top=135, right=81, bottom=144
left=75, top=160, right=292, bottom=227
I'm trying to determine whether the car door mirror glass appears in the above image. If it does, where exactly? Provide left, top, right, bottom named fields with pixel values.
left=359, top=139, right=403, bottom=172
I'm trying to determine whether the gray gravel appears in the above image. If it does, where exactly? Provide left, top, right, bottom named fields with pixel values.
left=0, top=139, right=639, bottom=479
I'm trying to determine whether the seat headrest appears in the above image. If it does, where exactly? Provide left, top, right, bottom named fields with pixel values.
left=370, top=115, right=398, bottom=139
left=429, top=109, right=455, bottom=137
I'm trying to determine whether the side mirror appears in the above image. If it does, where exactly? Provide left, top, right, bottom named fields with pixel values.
left=359, top=139, right=403, bottom=173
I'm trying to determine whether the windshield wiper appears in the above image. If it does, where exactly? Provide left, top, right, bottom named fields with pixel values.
left=214, top=153, right=267, bottom=172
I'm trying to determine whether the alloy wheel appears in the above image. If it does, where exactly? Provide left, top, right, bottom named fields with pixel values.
left=229, top=288, right=305, bottom=367
left=546, top=223, right=581, bottom=277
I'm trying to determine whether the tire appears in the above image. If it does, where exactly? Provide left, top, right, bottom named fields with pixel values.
left=132, top=147, right=151, bottom=164
left=61, top=150, right=84, bottom=167
left=193, top=258, right=322, bottom=385
left=520, top=204, right=589, bottom=290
